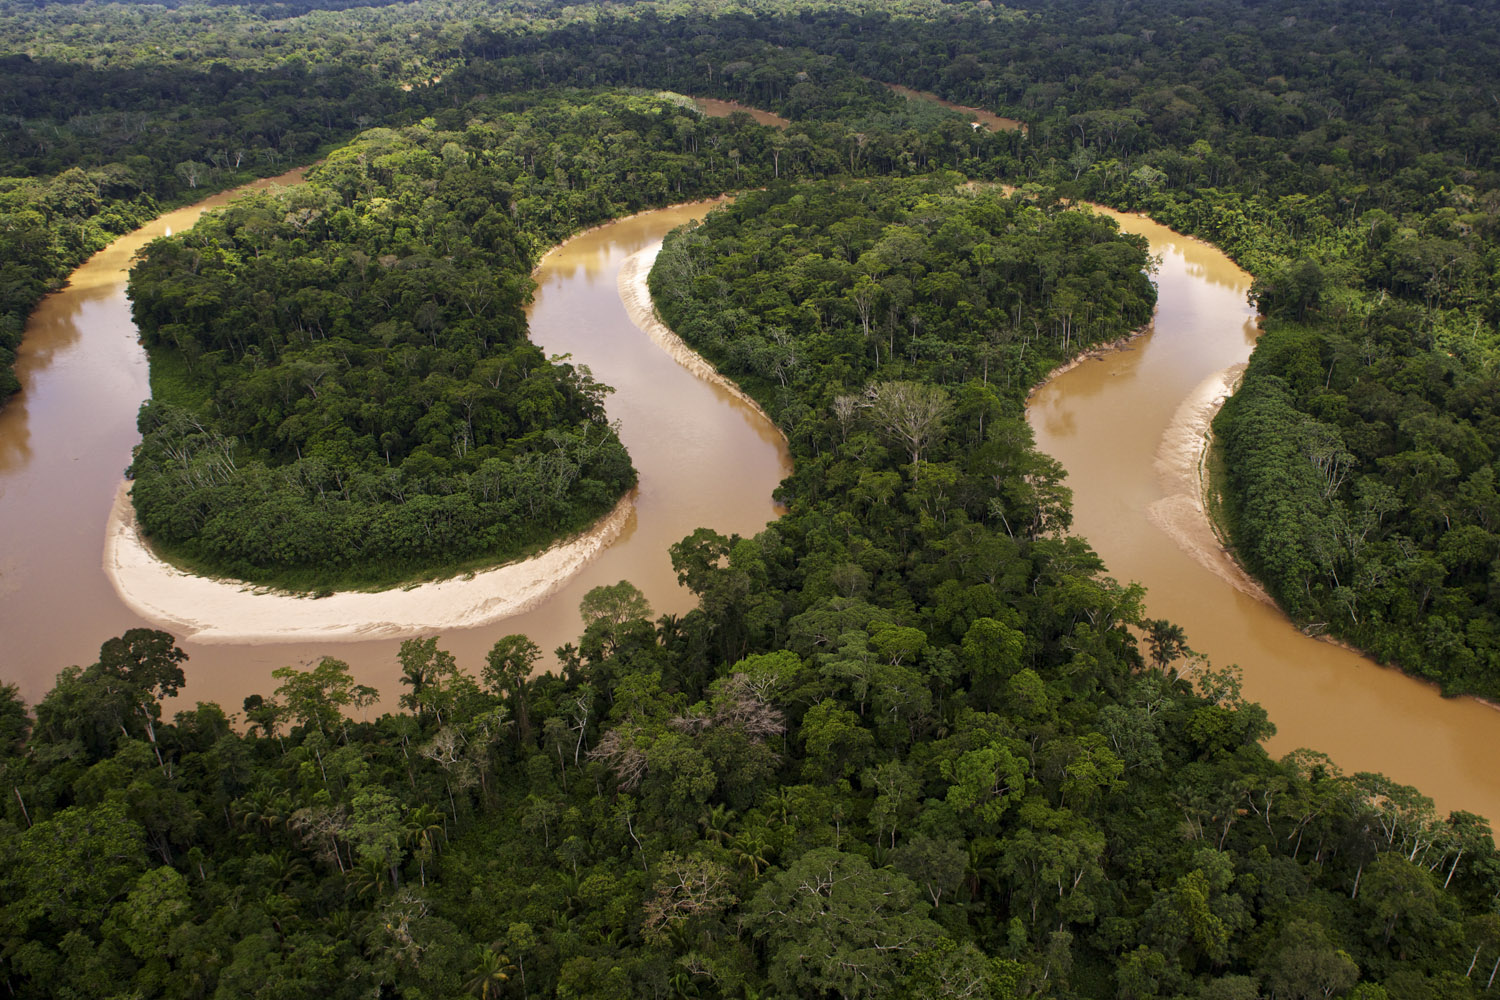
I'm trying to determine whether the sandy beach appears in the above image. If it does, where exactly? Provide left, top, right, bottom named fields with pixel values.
left=1144, top=362, right=1273, bottom=604
left=103, top=483, right=636, bottom=643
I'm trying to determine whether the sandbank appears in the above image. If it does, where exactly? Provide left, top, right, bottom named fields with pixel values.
left=100, top=228, right=777, bottom=643
left=103, top=484, right=635, bottom=643
left=1144, top=363, right=1275, bottom=604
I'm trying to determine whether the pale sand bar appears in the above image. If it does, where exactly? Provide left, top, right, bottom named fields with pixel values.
left=103, top=483, right=635, bottom=643
left=617, top=241, right=786, bottom=438
left=1145, top=362, right=1274, bottom=604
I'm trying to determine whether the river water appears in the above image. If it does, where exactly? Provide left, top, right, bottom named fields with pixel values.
left=1029, top=210, right=1500, bottom=820
left=3, top=175, right=1497, bottom=820
left=694, top=97, right=791, bottom=129
left=0, top=188, right=788, bottom=714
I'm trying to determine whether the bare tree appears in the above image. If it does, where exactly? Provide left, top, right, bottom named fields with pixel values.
left=832, top=394, right=861, bottom=442
left=864, top=380, right=952, bottom=474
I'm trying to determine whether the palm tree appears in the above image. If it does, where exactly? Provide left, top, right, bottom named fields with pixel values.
left=405, top=803, right=446, bottom=886
left=698, top=803, right=737, bottom=845
left=465, top=943, right=516, bottom=1000
left=349, top=855, right=389, bottom=900
left=266, top=849, right=309, bottom=888
left=235, top=788, right=292, bottom=838
left=731, top=831, right=773, bottom=878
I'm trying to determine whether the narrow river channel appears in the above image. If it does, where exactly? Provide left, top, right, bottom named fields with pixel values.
left=1029, top=209, right=1500, bottom=821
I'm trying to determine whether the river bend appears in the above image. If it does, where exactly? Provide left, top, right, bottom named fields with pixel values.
left=1, top=180, right=1496, bottom=819
left=0, top=188, right=788, bottom=713
left=1029, top=209, right=1500, bottom=820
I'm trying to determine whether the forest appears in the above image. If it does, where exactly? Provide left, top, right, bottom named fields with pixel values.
left=4, top=0, right=1500, bottom=996
left=120, top=88, right=1042, bottom=586
left=650, top=176, right=1156, bottom=421
left=1213, top=314, right=1500, bottom=698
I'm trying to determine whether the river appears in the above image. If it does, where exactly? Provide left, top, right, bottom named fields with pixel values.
left=694, top=97, right=791, bottom=129
left=1028, top=209, right=1500, bottom=820
left=0, top=184, right=789, bottom=714
left=4, top=174, right=1497, bottom=821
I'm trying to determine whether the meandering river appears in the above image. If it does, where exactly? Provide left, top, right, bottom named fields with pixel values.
left=1029, top=209, right=1500, bottom=820
left=0, top=184, right=788, bottom=714
left=2, top=175, right=1496, bottom=820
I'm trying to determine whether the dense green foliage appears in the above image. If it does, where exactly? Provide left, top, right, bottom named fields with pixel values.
left=0, top=173, right=158, bottom=399
left=651, top=176, right=1156, bottom=427
left=3, top=593, right=1498, bottom=996
left=7, top=0, right=1500, bottom=995
left=0, top=35, right=420, bottom=407
left=1214, top=312, right=1500, bottom=697
left=125, top=92, right=799, bottom=587
left=7, top=0, right=1500, bottom=415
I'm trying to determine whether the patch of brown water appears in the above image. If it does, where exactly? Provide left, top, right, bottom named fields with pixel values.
left=883, top=82, right=1025, bottom=132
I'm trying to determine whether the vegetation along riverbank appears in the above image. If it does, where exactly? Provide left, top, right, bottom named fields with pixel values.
left=5, top=0, right=1500, bottom=996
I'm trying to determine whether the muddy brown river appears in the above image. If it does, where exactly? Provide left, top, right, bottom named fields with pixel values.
left=0, top=185, right=788, bottom=715
left=883, top=83, right=1026, bottom=133
left=1029, top=209, right=1500, bottom=820
left=694, top=97, right=791, bottom=129
left=2, top=177, right=1496, bottom=820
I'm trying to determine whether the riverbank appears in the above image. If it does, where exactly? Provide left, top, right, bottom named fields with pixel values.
left=618, top=241, right=789, bottom=447
left=1024, top=323, right=1153, bottom=403
left=1173, top=368, right=1500, bottom=716
left=99, top=200, right=790, bottom=644
left=1022, top=321, right=1276, bottom=606
left=97, top=199, right=765, bottom=642
left=882, top=82, right=1026, bottom=133
left=103, top=481, right=636, bottom=642
left=530, top=196, right=728, bottom=276
left=693, top=97, right=791, bottom=129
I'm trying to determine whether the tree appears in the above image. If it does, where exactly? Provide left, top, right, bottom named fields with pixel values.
left=29, top=633, right=183, bottom=768
left=640, top=852, right=738, bottom=940
left=484, top=634, right=540, bottom=745
left=1259, top=920, right=1359, bottom=1000
left=464, top=943, right=515, bottom=1000
left=864, top=380, right=952, bottom=472
left=942, top=740, right=1029, bottom=828
left=1144, top=619, right=1190, bottom=670
left=1141, top=848, right=1249, bottom=970
left=96, top=629, right=187, bottom=706
left=745, top=848, right=947, bottom=999
left=0, top=682, right=28, bottom=759
left=272, top=657, right=374, bottom=738
left=398, top=636, right=462, bottom=725
left=103, top=866, right=191, bottom=965
left=11, top=798, right=147, bottom=935
left=174, top=160, right=207, bottom=189
left=579, top=580, right=653, bottom=628
left=800, top=701, right=876, bottom=781
left=578, top=580, right=654, bottom=660
left=1359, top=854, right=1451, bottom=952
